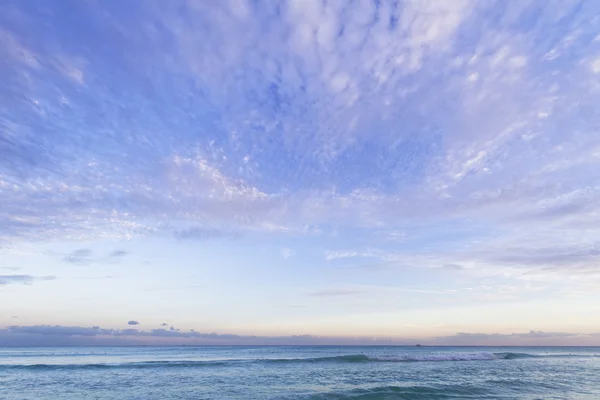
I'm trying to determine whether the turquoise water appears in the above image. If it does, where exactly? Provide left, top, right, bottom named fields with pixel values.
left=1, top=346, right=599, bottom=399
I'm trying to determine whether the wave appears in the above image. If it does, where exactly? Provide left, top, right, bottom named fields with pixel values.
left=303, top=384, right=490, bottom=399
left=2, top=352, right=595, bottom=370
left=493, top=352, right=598, bottom=360
left=0, top=360, right=230, bottom=371
left=269, top=352, right=501, bottom=363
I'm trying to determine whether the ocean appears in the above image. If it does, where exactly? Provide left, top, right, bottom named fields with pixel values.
left=1, top=346, right=599, bottom=399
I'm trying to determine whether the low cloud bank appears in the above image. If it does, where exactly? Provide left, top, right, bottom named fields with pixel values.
left=1, top=325, right=599, bottom=346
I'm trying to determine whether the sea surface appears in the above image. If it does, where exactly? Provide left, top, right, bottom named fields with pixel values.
left=1, top=346, right=599, bottom=399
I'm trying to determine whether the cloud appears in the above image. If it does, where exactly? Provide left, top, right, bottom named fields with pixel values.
left=1, top=0, right=600, bottom=302
left=115, top=328, right=140, bottom=336
left=160, top=323, right=168, bottom=327
left=325, top=250, right=382, bottom=261
left=63, top=249, right=92, bottom=265
left=442, top=264, right=464, bottom=271
left=6, top=325, right=109, bottom=337
left=0, top=275, right=56, bottom=285
left=488, top=244, right=600, bottom=267
left=173, top=227, right=239, bottom=241
left=1, top=324, right=599, bottom=346
left=280, top=248, right=294, bottom=259
left=0, top=267, right=20, bottom=271
left=438, top=330, right=590, bottom=345
left=61, top=249, right=128, bottom=265
left=127, top=320, right=140, bottom=326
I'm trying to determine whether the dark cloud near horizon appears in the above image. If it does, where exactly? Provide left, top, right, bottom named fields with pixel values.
left=160, top=323, right=168, bottom=327
left=7, top=325, right=110, bottom=337
left=441, top=330, right=590, bottom=344
left=116, top=328, right=140, bottom=336
left=128, top=320, right=140, bottom=326
left=1, top=325, right=599, bottom=347
left=0, top=275, right=56, bottom=285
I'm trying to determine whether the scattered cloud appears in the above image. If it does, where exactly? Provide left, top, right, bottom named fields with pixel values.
left=1, top=0, right=598, bottom=256
left=160, top=323, right=168, bottom=327
left=127, top=320, right=140, bottom=326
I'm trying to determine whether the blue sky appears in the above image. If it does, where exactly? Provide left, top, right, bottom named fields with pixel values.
left=2, top=0, right=600, bottom=346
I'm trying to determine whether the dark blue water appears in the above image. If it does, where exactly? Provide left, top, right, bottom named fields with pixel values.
left=1, top=346, right=599, bottom=399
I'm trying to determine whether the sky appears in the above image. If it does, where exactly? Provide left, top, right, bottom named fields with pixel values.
left=1, top=0, right=600, bottom=346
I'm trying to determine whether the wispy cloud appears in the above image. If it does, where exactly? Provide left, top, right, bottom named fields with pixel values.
left=0, top=275, right=56, bottom=286
left=127, top=320, right=140, bottom=326
left=325, top=250, right=382, bottom=261
left=173, top=227, right=239, bottom=241
left=60, top=249, right=128, bottom=265
left=109, top=250, right=127, bottom=258
left=63, top=249, right=93, bottom=265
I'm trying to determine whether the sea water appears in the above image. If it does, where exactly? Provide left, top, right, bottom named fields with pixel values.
left=1, top=346, right=599, bottom=399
